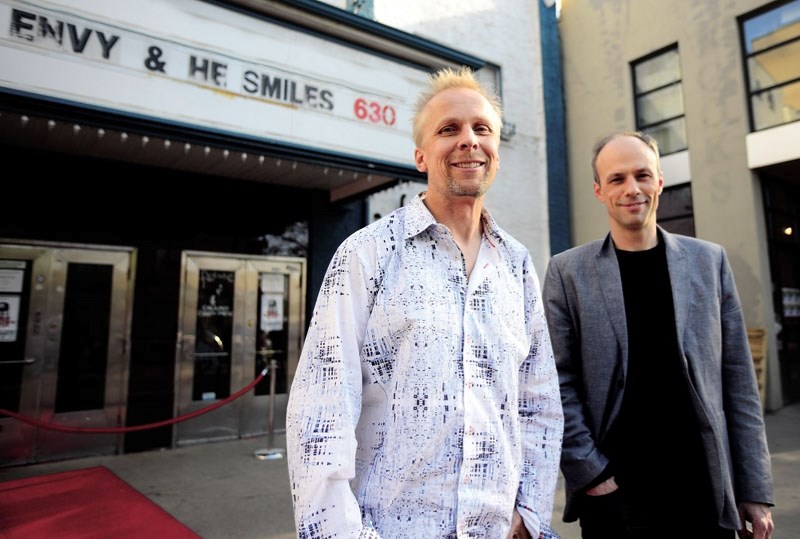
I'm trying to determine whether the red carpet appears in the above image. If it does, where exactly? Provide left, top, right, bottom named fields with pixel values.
left=0, top=466, right=200, bottom=538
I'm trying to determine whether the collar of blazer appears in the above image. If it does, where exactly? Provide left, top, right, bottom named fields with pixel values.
left=594, top=226, right=691, bottom=366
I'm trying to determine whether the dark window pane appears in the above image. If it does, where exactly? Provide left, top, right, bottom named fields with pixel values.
left=769, top=210, right=798, bottom=244
left=657, top=183, right=695, bottom=237
left=255, top=273, right=288, bottom=396
left=56, top=263, right=112, bottom=412
left=193, top=270, right=234, bottom=401
left=659, top=216, right=696, bottom=237
left=659, top=183, right=694, bottom=215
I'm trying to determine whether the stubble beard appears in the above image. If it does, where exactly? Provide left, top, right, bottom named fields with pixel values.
left=446, top=172, right=491, bottom=198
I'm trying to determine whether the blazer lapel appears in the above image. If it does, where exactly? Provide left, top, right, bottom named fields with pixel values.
left=595, top=235, right=629, bottom=375
left=661, top=228, right=689, bottom=355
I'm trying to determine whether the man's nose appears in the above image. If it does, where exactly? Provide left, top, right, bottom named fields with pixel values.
left=458, top=129, right=479, bottom=150
left=623, top=176, right=641, bottom=195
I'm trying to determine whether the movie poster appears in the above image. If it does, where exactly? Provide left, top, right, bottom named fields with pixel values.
left=0, top=295, right=20, bottom=342
left=260, top=293, right=284, bottom=332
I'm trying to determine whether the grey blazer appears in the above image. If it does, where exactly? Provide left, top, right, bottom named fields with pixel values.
left=542, top=227, right=774, bottom=527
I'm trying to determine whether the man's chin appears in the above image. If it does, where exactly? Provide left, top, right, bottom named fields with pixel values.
left=448, top=178, right=490, bottom=198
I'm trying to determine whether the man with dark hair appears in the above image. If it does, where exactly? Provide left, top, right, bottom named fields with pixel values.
left=543, top=131, right=774, bottom=538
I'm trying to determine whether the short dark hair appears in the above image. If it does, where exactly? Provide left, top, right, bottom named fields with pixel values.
left=591, top=131, right=661, bottom=184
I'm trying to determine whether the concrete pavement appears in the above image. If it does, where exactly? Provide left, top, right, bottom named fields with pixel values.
left=1, top=403, right=798, bottom=538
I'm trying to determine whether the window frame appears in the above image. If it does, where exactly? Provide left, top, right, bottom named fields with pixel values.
left=346, top=0, right=374, bottom=19
left=738, top=0, right=800, bottom=132
left=630, top=44, right=687, bottom=156
left=657, top=182, right=695, bottom=237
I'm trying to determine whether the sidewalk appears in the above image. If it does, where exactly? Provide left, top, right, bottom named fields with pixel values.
left=1, top=403, right=798, bottom=538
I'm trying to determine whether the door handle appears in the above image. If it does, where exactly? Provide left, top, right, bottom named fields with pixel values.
left=0, top=357, right=36, bottom=364
left=256, top=349, right=284, bottom=356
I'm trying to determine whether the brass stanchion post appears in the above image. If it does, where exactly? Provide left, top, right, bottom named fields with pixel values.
left=254, top=358, right=285, bottom=460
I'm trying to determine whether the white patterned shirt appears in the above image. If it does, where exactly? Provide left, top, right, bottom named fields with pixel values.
left=286, top=192, right=563, bottom=538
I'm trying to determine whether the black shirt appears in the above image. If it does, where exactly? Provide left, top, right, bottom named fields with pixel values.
left=603, top=236, right=714, bottom=518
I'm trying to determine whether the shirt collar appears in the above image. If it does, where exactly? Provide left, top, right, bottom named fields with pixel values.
left=404, top=191, right=506, bottom=246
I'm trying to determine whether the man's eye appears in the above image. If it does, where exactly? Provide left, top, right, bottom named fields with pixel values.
left=438, top=126, right=456, bottom=134
left=474, top=125, right=491, bottom=134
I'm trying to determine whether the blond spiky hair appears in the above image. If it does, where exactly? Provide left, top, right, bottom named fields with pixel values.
left=411, top=66, right=503, bottom=147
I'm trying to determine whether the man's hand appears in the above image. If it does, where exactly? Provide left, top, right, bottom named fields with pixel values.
left=737, top=502, right=774, bottom=539
left=585, top=476, right=618, bottom=496
left=506, top=508, right=530, bottom=539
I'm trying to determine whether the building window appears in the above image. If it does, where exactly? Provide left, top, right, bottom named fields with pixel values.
left=631, top=46, right=687, bottom=156
left=472, top=64, right=514, bottom=141
left=347, top=0, right=374, bottom=19
left=740, top=0, right=800, bottom=131
left=657, top=183, right=695, bottom=237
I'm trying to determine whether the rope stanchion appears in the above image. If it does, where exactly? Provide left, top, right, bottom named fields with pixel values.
left=254, top=359, right=284, bottom=461
left=0, top=368, right=268, bottom=434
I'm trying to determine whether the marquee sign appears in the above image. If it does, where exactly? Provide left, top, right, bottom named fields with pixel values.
left=0, top=0, right=429, bottom=166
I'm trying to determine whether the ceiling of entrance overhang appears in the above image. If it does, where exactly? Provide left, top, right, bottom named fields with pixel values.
left=0, top=110, right=421, bottom=201
left=759, top=158, right=800, bottom=186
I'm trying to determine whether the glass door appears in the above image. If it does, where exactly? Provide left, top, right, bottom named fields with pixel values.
left=0, top=242, right=134, bottom=466
left=175, top=252, right=305, bottom=446
left=241, top=259, right=305, bottom=437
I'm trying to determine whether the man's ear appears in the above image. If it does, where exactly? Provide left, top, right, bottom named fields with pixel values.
left=414, top=148, right=427, bottom=173
left=593, top=181, right=604, bottom=202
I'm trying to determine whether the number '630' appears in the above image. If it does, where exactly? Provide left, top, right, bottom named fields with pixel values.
left=353, top=98, right=396, bottom=126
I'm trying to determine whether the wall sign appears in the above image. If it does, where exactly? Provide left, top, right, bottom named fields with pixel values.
left=0, top=0, right=429, bottom=166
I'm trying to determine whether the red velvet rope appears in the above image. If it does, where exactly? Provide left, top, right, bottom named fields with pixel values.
left=0, top=368, right=268, bottom=434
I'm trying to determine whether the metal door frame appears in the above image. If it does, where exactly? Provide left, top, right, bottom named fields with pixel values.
left=175, top=251, right=305, bottom=447
left=0, top=240, right=135, bottom=466
left=240, top=257, right=305, bottom=438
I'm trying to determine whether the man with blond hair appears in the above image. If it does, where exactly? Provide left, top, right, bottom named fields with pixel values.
left=287, top=66, right=563, bottom=538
